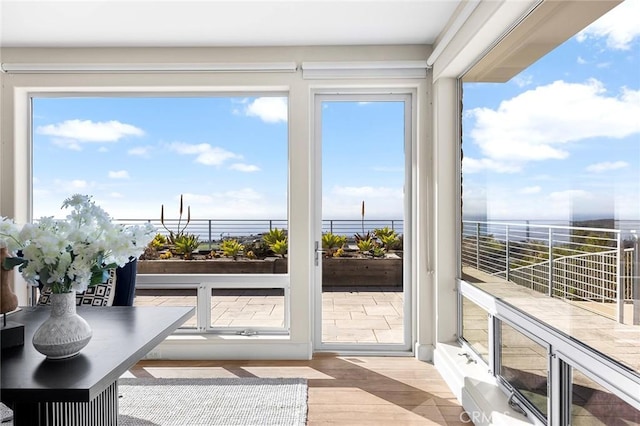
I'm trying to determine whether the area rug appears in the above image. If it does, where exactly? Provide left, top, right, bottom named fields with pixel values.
left=1, top=377, right=308, bottom=426
left=118, top=377, right=307, bottom=426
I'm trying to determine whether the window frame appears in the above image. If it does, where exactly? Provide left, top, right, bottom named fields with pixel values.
left=28, top=89, right=292, bottom=336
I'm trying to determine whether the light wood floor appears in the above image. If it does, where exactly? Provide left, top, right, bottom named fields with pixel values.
left=129, top=355, right=470, bottom=425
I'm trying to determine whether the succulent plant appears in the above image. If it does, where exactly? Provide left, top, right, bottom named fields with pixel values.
left=356, top=238, right=375, bottom=254
left=220, top=239, right=244, bottom=259
left=173, top=233, right=199, bottom=260
left=263, top=228, right=287, bottom=247
left=270, top=239, right=288, bottom=257
left=322, top=232, right=347, bottom=257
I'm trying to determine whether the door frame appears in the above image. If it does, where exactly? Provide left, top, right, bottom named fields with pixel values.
left=311, top=88, right=417, bottom=353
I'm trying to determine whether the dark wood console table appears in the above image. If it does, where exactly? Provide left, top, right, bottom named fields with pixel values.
left=1, top=306, right=194, bottom=426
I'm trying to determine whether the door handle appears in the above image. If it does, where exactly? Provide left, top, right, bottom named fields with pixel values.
left=314, top=241, right=325, bottom=266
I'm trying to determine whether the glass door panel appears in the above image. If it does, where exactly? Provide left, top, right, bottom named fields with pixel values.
left=314, top=94, right=412, bottom=351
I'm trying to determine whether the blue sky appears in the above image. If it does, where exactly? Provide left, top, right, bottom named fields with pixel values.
left=33, top=96, right=406, bottom=221
left=32, top=0, right=639, bottom=224
left=462, top=0, right=640, bottom=222
left=33, top=97, right=289, bottom=219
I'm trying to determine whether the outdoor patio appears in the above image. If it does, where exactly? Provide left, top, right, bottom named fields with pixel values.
left=134, top=287, right=404, bottom=344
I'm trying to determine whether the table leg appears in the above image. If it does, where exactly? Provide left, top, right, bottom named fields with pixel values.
left=11, top=380, right=118, bottom=426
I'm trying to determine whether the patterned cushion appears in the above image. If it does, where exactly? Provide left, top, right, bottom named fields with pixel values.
left=38, top=269, right=117, bottom=307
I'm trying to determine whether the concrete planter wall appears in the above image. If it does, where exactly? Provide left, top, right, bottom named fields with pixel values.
left=138, top=257, right=402, bottom=288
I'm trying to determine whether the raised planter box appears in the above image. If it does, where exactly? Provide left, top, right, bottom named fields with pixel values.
left=138, top=257, right=402, bottom=288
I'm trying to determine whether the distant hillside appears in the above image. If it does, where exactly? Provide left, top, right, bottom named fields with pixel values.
left=571, top=218, right=615, bottom=229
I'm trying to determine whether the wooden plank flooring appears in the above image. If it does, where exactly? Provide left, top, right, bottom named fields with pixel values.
left=129, top=355, right=470, bottom=425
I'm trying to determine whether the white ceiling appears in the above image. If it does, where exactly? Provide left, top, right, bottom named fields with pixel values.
left=0, top=1, right=462, bottom=48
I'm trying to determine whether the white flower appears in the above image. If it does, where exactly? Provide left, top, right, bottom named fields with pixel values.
left=0, top=194, right=156, bottom=294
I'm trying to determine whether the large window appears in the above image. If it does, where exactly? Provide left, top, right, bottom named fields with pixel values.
left=32, top=95, right=290, bottom=334
left=459, top=0, right=639, bottom=422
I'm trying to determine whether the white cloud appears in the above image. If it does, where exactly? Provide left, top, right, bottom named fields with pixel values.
left=245, top=97, right=288, bottom=123
left=323, top=185, right=404, bottom=219
left=520, top=186, right=541, bottom=194
left=168, top=142, right=241, bottom=166
left=108, top=170, right=130, bottom=179
left=586, top=161, right=629, bottom=173
left=98, top=147, right=108, bottom=153
left=577, top=56, right=587, bottom=65
left=576, top=0, right=640, bottom=50
left=37, top=119, right=144, bottom=143
left=229, top=163, right=260, bottom=172
left=512, top=74, right=533, bottom=88
left=70, top=180, right=89, bottom=189
left=52, top=138, right=82, bottom=151
left=549, top=189, right=592, bottom=201
left=128, top=146, right=152, bottom=157
left=463, top=157, right=522, bottom=174
left=176, top=189, right=285, bottom=219
left=109, top=192, right=124, bottom=198
left=468, top=79, right=640, bottom=170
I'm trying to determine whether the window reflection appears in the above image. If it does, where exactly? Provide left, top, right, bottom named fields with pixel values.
left=571, top=368, right=640, bottom=425
left=461, top=296, right=489, bottom=363
left=499, top=321, right=548, bottom=419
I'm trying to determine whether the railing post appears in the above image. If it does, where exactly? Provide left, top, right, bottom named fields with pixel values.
left=632, top=232, right=639, bottom=325
left=269, top=220, right=273, bottom=231
left=616, top=232, right=624, bottom=324
left=548, top=228, right=554, bottom=297
left=208, top=220, right=212, bottom=250
left=505, top=225, right=510, bottom=282
left=476, top=222, right=481, bottom=270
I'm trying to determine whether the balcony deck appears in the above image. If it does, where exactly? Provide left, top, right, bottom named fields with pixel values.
left=463, top=266, right=640, bottom=374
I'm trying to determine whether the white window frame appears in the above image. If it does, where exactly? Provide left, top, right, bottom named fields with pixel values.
left=28, top=89, right=292, bottom=335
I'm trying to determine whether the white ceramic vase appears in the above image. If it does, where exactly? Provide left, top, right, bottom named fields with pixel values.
left=32, top=291, right=93, bottom=359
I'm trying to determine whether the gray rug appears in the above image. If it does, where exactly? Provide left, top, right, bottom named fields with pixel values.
left=1, top=377, right=308, bottom=426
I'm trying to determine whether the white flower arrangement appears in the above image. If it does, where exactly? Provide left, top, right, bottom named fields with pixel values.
left=0, top=194, right=156, bottom=294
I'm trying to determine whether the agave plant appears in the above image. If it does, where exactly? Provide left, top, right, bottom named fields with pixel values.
left=263, top=228, right=287, bottom=246
left=354, top=231, right=373, bottom=243
left=220, top=239, right=244, bottom=259
left=322, top=232, right=347, bottom=257
left=263, top=228, right=288, bottom=257
left=173, top=233, right=200, bottom=260
left=270, top=239, right=288, bottom=257
left=373, top=226, right=396, bottom=240
left=356, top=238, right=376, bottom=255
left=160, top=194, right=191, bottom=245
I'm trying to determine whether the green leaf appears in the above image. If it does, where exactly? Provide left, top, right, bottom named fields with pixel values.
left=2, top=256, right=26, bottom=271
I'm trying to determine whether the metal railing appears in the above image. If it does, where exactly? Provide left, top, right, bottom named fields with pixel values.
left=462, top=221, right=639, bottom=324
left=116, top=218, right=403, bottom=246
